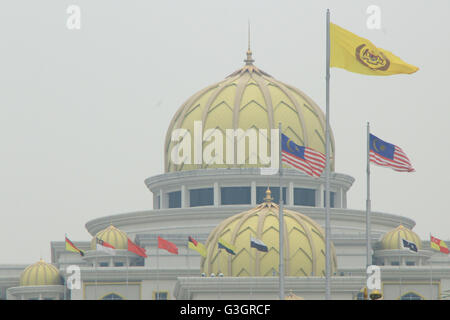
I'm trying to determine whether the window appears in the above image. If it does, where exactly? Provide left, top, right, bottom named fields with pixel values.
left=406, top=261, right=415, bottom=266
left=168, top=191, right=181, bottom=208
left=102, top=293, right=123, bottom=300
left=135, top=257, right=145, bottom=266
left=256, top=187, right=286, bottom=204
left=114, top=262, right=124, bottom=267
left=401, top=292, right=423, bottom=300
left=99, top=262, right=109, bottom=267
left=294, top=188, right=315, bottom=206
left=190, top=188, right=214, bottom=207
left=323, top=191, right=335, bottom=208
left=391, top=261, right=400, bottom=266
left=221, top=187, right=251, bottom=205
left=154, top=291, right=168, bottom=300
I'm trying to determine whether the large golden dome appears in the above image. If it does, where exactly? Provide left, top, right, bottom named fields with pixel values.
left=165, top=50, right=335, bottom=172
left=201, top=189, right=337, bottom=276
left=20, top=259, right=62, bottom=286
left=380, top=225, right=422, bottom=250
left=90, top=225, right=128, bottom=250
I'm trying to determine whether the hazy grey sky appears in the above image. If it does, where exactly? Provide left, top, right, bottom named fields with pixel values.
left=1, top=0, right=449, bottom=264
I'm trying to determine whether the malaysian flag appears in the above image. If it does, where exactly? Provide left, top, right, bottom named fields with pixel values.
left=281, top=133, right=326, bottom=177
left=369, top=134, right=414, bottom=172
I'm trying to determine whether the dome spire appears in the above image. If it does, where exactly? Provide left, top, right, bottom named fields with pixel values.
left=244, top=20, right=254, bottom=65
left=264, top=187, right=273, bottom=203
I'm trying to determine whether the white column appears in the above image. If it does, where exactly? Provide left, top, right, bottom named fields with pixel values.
left=342, top=190, right=347, bottom=208
left=214, top=182, right=219, bottom=207
left=288, top=182, right=294, bottom=206
left=251, top=181, right=256, bottom=206
left=181, top=185, right=187, bottom=208
left=336, top=187, right=343, bottom=208
left=317, top=184, right=324, bottom=207
left=159, top=189, right=165, bottom=209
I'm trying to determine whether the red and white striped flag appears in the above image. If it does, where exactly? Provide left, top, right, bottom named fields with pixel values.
left=369, top=134, right=414, bottom=172
left=281, top=133, right=326, bottom=177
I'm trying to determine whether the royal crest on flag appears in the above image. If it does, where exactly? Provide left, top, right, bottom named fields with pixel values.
left=330, top=23, right=419, bottom=76
left=369, top=134, right=415, bottom=172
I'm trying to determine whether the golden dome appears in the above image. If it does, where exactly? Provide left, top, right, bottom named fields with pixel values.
left=380, top=225, right=422, bottom=250
left=201, top=189, right=337, bottom=276
left=20, top=260, right=62, bottom=286
left=90, top=225, right=128, bottom=250
left=165, top=51, right=335, bottom=172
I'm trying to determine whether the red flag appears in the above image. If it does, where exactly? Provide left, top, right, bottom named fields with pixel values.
left=158, top=236, right=178, bottom=254
left=127, top=238, right=148, bottom=258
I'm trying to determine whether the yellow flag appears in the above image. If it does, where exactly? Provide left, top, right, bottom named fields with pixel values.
left=188, top=236, right=207, bottom=257
left=330, top=23, right=419, bottom=76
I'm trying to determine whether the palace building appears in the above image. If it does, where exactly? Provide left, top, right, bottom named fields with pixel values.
left=1, top=48, right=450, bottom=300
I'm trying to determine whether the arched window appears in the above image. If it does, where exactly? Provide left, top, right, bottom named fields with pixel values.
left=400, top=292, right=423, bottom=300
left=101, top=293, right=124, bottom=300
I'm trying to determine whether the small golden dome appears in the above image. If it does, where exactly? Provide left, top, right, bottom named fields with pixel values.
left=20, top=260, right=62, bottom=286
left=380, top=225, right=422, bottom=250
left=285, top=290, right=304, bottom=300
left=201, top=195, right=337, bottom=277
left=90, top=225, right=128, bottom=250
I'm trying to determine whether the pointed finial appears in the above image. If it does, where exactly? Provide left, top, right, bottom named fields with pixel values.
left=244, top=20, right=254, bottom=65
left=264, top=187, right=273, bottom=203
left=248, top=19, right=251, bottom=51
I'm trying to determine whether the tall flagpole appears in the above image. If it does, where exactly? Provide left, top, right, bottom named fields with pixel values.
left=278, top=122, right=285, bottom=300
left=366, top=122, right=372, bottom=267
left=126, top=255, right=129, bottom=299
left=325, top=8, right=331, bottom=300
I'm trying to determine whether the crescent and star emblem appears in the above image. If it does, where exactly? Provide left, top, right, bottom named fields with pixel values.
left=287, top=139, right=300, bottom=153
left=372, top=139, right=385, bottom=153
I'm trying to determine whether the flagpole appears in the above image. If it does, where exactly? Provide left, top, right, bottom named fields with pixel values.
left=430, top=233, right=433, bottom=299
left=249, top=233, right=253, bottom=298
left=366, top=122, right=372, bottom=267
left=156, top=246, right=159, bottom=300
left=126, top=255, right=129, bottom=299
left=278, top=122, right=285, bottom=300
left=325, top=8, right=331, bottom=300
left=95, top=248, right=98, bottom=300
left=186, top=241, right=190, bottom=274
left=64, top=233, right=67, bottom=301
